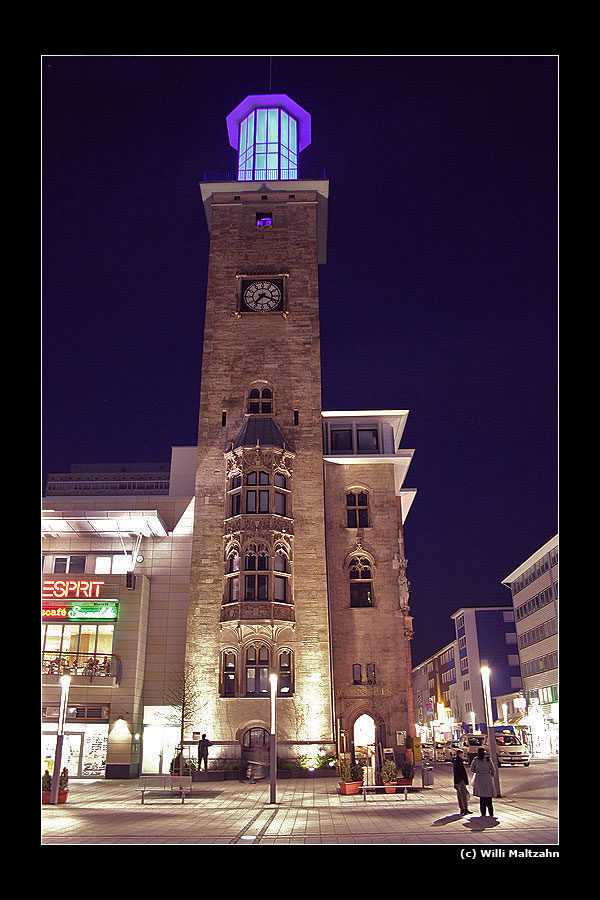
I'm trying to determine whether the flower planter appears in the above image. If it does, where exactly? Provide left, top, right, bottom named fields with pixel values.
left=383, top=783, right=397, bottom=793
left=396, top=777, right=413, bottom=786
left=42, top=790, right=68, bottom=804
left=339, top=781, right=362, bottom=795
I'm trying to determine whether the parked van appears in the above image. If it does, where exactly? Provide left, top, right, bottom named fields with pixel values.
left=460, top=732, right=531, bottom=766
left=494, top=732, right=530, bottom=766
left=459, top=733, right=489, bottom=763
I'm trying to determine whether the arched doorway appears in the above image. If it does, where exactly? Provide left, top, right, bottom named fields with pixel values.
left=353, top=713, right=375, bottom=774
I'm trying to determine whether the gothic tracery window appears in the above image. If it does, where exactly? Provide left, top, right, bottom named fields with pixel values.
left=349, top=555, right=374, bottom=608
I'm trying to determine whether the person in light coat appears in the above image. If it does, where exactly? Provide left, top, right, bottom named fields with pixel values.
left=470, top=746, right=497, bottom=818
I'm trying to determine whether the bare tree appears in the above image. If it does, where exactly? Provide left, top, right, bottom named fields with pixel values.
left=162, top=663, right=206, bottom=775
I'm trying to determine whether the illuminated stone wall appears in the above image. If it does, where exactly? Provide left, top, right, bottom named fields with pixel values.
left=186, top=186, right=334, bottom=751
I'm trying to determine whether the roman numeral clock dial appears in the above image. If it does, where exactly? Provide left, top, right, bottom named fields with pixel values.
left=241, top=279, right=283, bottom=312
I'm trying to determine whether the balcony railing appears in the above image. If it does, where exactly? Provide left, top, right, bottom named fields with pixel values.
left=42, top=651, right=122, bottom=685
left=202, top=166, right=327, bottom=183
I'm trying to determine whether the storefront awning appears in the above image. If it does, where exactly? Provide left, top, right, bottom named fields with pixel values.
left=42, top=510, right=168, bottom=538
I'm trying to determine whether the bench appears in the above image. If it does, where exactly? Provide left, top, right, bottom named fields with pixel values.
left=136, top=775, right=193, bottom=804
left=359, top=783, right=415, bottom=802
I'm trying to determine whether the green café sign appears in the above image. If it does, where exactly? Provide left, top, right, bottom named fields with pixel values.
left=42, top=602, right=118, bottom=622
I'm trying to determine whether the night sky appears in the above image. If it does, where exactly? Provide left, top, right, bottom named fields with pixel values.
left=42, top=55, right=558, bottom=664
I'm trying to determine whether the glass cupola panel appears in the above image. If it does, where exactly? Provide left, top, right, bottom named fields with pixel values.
left=238, top=107, right=298, bottom=181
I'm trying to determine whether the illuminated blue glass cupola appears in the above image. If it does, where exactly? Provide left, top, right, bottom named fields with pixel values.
left=226, top=93, right=312, bottom=181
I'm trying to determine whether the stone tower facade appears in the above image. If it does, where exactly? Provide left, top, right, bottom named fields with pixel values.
left=186, top=95, right=335, bottom=761
left=186, top=94, right=415, bottom=766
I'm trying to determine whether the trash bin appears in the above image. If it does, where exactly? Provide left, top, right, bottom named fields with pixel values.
left=421, top=765, right=434, bottom=787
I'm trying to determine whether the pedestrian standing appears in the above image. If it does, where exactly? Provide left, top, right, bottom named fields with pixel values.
left=470, top=746, right=497, bottom=817
left=452, top=749, right=472, bottom=815
left=198, top=733, right=212, bottom=771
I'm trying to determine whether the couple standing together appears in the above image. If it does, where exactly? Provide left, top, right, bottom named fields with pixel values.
left=453, top=747, right=497, bottom=818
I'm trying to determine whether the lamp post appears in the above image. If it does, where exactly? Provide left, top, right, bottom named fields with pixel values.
left=269, top=672, right=278, bottom=804
left=50, top=674, right=71, bottom=804
left=480, top=666, right=501, bottom=798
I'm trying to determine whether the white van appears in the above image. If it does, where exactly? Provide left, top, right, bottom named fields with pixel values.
left=494, top=732, right=530, bottom=766
left=460, top=732, right=530, bottom=766
left=459, top=733, right=489, bottom=763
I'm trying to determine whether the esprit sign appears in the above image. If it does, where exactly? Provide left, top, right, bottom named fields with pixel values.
left=43, top=579, right=105, bottom=600
left=42, top=602, right=118, bottom=621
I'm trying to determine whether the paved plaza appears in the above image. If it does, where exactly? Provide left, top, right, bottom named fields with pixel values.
left=41, top=759, right=558, bottom=848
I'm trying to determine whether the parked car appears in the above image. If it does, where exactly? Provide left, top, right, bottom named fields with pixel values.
left=459, top=733, right=489, bottom=763
left=422, top=741, right=446, bottom=761
left=443, top=740, right=461, bottom=762
left=495, top=732, right=531, bottom=766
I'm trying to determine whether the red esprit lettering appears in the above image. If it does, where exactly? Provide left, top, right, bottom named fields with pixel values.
left=42, top=580, right=105, bottom=599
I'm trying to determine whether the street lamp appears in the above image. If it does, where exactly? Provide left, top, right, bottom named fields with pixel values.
left=50, top=674, right=71, bottom=805
left=480, top=666, right=501, bottom=798
left=269, top=672, right=278, bottom=804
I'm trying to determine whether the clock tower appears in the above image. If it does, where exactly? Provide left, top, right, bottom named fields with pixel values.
left=187, top=94, right=336, bottom=759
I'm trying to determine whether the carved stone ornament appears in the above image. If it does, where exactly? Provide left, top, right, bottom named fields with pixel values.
left=225, top=446, right=294, bottom=480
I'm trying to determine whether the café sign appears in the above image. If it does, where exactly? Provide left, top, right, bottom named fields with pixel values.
left=42, top=601, right=118, bottom=622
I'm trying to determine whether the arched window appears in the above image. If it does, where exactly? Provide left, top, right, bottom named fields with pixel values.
left=242, top=727, right=270, bottom=748
left=224, top=544, right=240, bottom=603
left=222, top=650, right=237, bottom=696
left=245, top=644, right=270, bottom=695
left=248, top=385, right=273, bottom=414
left=244, top=542, right=270, bottom=600
left=353, top=663, right=362, bottom=684
left=349, top=555, right=373, bottom=608
left=346, top=489, right=370, bottom=528
left=274, top=544, right=292, bottom=604
left=278, top=649, right=293, bottom=695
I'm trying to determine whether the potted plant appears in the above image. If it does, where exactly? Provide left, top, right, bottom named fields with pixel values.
left=381, top=759, right=397, bottom=793
left=397, top=760, right=414, bottom=786
left=42, top=767, right=69, bottom=804
left=338, top=758, right=363, bottom=795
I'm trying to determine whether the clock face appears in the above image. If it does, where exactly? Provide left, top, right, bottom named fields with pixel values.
left=242, top=279, right=283, bottom=312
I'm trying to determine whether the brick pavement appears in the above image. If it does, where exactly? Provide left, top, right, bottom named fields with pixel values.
left=41, top=762, right=558, bottom=846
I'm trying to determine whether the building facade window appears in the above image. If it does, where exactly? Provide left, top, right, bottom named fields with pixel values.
left=346, top=489, right=370, bottom=528
left=248, top=386, right=273, bottom=414
left=349, top=555, right=373, bottom=608
left=245, top=644, right=270, bottom=696
left=278, top=650, right=293, bottom=695
left=222, top=651, right=237, bottom=696
left=53, top=555, right=86, bottom=574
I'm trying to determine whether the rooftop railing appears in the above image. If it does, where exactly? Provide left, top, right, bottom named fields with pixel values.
left=202, top=166, right=327, bottom=183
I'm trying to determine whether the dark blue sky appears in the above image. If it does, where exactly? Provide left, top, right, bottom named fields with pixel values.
left=42, top=55, right=558, bottom=663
